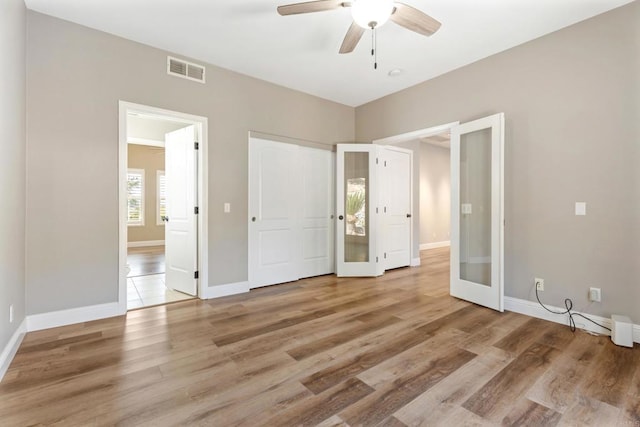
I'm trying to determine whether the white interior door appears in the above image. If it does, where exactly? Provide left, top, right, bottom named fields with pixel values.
left=299, top=147, right=335, bottom=278
left=249, top=138, right=301, bottom=288
left=380, top=146, right=412, bottom=270
left=336, top=144, right=380, bottom=277
left=450, top=113, right=504, bottom=311
left=165, top=125, right=198, bottom=296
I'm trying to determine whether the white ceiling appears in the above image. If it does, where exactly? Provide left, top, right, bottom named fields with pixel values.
left=127, top=114, right=190, bottom=146
left=24, top=0, right=634, bottom=107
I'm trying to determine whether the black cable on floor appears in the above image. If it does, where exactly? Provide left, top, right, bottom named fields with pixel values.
left=535, top=286, right=611, bottom=333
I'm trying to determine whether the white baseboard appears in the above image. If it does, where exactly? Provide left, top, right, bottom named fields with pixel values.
left=0, top=319, right=27, bottom=382
left=410, top=257, right=421, bottom=267
left=127, top=240, right=165, bottom=248
left=201, top=281, right=250, bottom=299
left=26, top=302, right=122, bottom=332
left=504, top=296, right=639, bottom=344
left=420, top=241, right=450, bottom=251
left=2, top=283, right=250, bottom=382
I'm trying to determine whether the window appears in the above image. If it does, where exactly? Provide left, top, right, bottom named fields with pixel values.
left=127, top=169, right=145, bottom=226
left=157, top=171, right=166, bottom=225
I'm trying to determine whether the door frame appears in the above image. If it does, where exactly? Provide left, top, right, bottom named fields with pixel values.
left=373, top=121, right=459, bottom=266
left=118, top=101, right=209, bottom=313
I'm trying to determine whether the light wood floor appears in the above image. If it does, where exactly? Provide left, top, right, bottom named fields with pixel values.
left=127, top=245, right=165, bottom=277
left=1, top=248, right=638, bottom=426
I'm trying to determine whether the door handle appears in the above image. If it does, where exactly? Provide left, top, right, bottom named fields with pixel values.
left=162, top=216, right=169, bottom=222
left=338, top=215, right=344, bottom=220
left=406, top=214, right=411, bottom=218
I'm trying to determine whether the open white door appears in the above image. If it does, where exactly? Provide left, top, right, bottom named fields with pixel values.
left=248, top=138, right=301, bottom=288
left=380, top=146, right=412, bottom=270
left=165, top=125, right=198, bottom=296
left=336, top=144, right=380, bottom=277
left=450, top=113, right=504, bottom=311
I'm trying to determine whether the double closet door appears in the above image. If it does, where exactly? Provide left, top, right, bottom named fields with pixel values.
left=336, top=144, right=413, bottom=277
left=248, top=137, right=334, bottom=289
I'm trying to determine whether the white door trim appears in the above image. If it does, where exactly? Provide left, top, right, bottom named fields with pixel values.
left=118, top=101, right=209, bottom=313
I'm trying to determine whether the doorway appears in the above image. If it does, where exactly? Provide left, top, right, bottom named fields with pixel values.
left=118, top=102, right=208, bottom=312
left=374, top=115, right=505, bottom=312
left=374, top=122, right=457, bottom=269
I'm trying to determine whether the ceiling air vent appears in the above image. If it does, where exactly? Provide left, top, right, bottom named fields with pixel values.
left=167, top=56, right=206, bottom=84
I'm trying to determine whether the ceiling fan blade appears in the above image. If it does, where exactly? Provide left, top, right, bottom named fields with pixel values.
left=339, top=21, right=365, bottom=54
left=277, top=0, right=345, bottom=16
left=390, top=2, right=441, bottom=37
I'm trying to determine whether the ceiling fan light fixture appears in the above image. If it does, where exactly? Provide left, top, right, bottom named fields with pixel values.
left=351, top=0, right=395, bottom=29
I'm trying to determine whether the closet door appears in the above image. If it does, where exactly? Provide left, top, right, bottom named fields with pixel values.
left=299, top=147, right=335, bottom=278
left=249, top=137, right=335, bottom=288
left=248, top=138, right=301, bottom=288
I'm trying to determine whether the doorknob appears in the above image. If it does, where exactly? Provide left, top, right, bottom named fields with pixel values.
left=338, top=215, right=344, bottom=220
left=406, top=214, right=412, bottom=218
left=251, top=217, right=256, bottom=222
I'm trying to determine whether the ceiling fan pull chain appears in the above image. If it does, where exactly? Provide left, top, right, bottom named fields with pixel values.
left=374, top=27, right=378, bottom=70
left=370, top=27, right=377, bottom=70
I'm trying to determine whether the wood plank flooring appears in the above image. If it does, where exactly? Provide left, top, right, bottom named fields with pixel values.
left=1, top=248, right=639, bottom=426
left=127, top=245, right=165, bottom=277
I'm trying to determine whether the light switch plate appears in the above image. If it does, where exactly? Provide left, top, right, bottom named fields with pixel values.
left=224, top=203, right=231, bottom=213
left=575, top=202, right=586, bottom=216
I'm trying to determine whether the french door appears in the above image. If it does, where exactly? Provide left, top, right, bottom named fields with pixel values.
left=336, top=144, right=381, bottom=276
left=450, top=113, right=505, bottom=311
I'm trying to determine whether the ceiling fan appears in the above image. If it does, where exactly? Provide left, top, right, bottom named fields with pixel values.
left=277, top=0, right=441, bottom=57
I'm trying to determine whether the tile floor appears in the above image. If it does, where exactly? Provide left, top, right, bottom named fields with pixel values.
left=127, top=274, right=194, bottom=309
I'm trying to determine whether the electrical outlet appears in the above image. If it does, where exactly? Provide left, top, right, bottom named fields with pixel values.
left=9, top=304, right=13, bottom=323
left=589, top=287, right=601, bottom=302
left=535, top=278, right=544, bottom=291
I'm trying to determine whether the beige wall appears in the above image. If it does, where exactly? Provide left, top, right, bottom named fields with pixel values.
left=357, top=2, right=640, bottom=321
left=127, top=144, right=165, bottom=243
left=0, top=0, right=26, bottom=354
left=420, top=143, right=450, bottom=246
left=26, top=11, right=354, bottom=315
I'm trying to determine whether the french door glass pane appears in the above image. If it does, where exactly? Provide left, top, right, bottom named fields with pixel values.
left=459, top=128, right=492, bottom=286
left=344, top=151, right=369, bottom=263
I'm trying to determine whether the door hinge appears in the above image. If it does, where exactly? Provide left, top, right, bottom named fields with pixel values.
left=194, top=271, right=199, bottom=279
left=384, top=253, right=387, bottom=259
left=384, top=206, right=387, bottom=213
left=384, top=161, right=387, bottom=167
left=376, top=157, right=379, bottom=165
left=194, top=141, right=199, bottom=150
left=194, top=206, right=199, bottom=214
left=376, top=256, right=379, bottom=263
left=376, top=207, right=378, bottom=214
